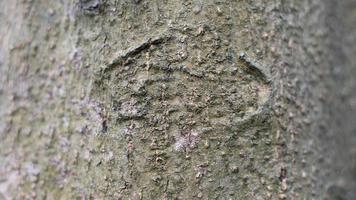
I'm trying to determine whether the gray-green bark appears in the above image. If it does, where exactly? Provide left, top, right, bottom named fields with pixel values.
left=0, top=0, right=355, bottom=199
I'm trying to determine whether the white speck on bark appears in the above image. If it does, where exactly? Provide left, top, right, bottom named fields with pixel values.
left=174, top=131, right=201, bottom=151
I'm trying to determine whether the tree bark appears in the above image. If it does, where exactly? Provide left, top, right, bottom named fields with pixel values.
left=0, top=0, right=355, bottom=199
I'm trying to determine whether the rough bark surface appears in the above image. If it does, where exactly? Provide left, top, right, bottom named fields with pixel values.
left=0, top=0, right=355, bottom=199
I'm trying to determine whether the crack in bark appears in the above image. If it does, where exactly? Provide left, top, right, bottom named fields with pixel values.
left=238, top=52, right=271, bottom=83
left=104, top=32, right=172, bottom=73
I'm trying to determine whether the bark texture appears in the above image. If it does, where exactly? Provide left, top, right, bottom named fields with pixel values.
left=0, top=0, right=355, bottom=199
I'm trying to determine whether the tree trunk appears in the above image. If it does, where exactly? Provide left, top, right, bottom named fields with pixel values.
left=0, top=0, right=355, bottom=199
